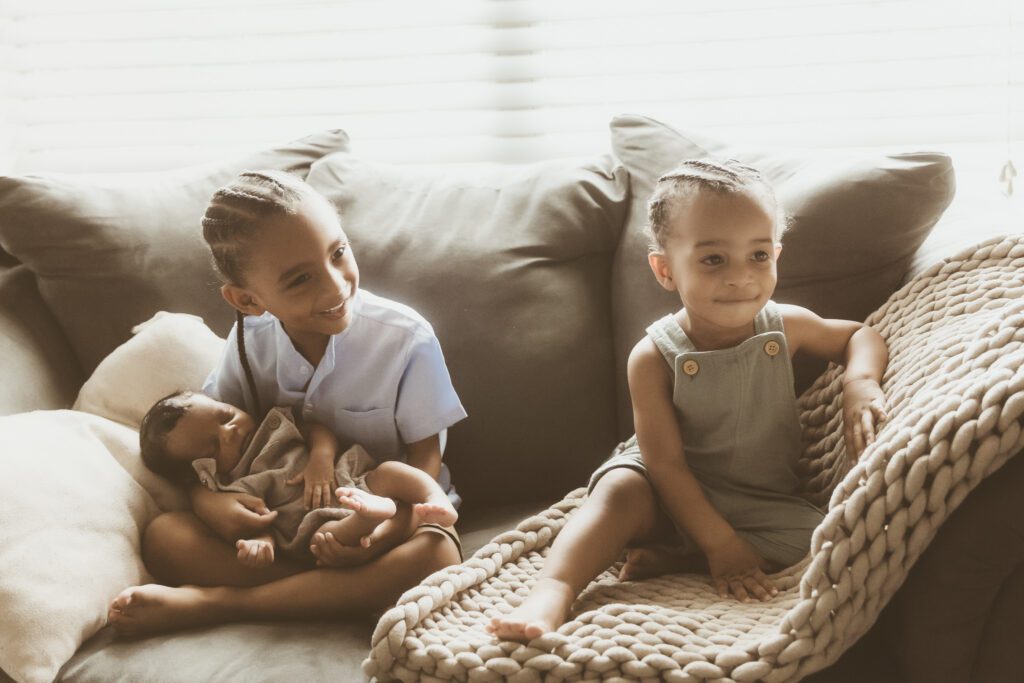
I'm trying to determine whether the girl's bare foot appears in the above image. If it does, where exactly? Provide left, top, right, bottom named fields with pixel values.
left=487, top=577, right=575, bottom=643
left=335, top=487, right=397, bottom=520
left=413, top=500, right=458, bottom=527
left=107, top=584, right=227, bottom=637
left=617, top=546, right=689, bottom=581
left=236, top=537, right=275, bottom=568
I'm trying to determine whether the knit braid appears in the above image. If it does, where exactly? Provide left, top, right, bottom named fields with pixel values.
left=201, top=170, right=306, bottom=418
left=647, top=158, right=787, bottom=250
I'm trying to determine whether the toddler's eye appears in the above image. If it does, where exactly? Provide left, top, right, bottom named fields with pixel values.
left=331, top=245, right=347, bottom=261
left=752, top=251, right=770, bottom=262
left=700, top=255, right=723, bottom=266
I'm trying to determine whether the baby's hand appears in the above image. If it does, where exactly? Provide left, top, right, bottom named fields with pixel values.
left=705, top=534, right=777, bottom=603
left=842, top=378, right=888, bottom=456
left=286, top=456, right=337, bottom=510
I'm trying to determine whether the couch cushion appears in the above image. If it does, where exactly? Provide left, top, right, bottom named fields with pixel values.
left=0, top=410, right=187, bottom=683
left=609, top=115, right=955, bottom=435
left=0, top=130, right=350, bottom=377
left=306, top=153, right=629, bottom=508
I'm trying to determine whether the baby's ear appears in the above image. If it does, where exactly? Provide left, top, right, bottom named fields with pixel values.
left=774, top=243, right=783, bottom=259
left=220, top=284, right=266, bottom=316
left=647, top=251, right=676, bottom=292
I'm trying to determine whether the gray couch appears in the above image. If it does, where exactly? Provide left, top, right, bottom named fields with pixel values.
left=0, top=116, right=1019, bottom=682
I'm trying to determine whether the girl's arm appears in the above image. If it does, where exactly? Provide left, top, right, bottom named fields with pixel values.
left=405, top=434, right=442, bottom=480
left=780, top=304, right=889, bottom=454
left=629, top=338, right=776, bottom=602
left=190, top=484, right=279, bottom=541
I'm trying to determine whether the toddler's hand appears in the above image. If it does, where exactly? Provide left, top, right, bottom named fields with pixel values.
left=705, top=534, right=777, bottom=602
left=286, top=457, right=337, bottom=510
left=842, top=378, right=888, bottom=456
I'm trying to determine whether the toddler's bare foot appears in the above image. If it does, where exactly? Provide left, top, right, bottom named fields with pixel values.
left=487, top=578, right=574, bottom=643
left=107, top=584, right=226, bottom=637
left=336, top=487, right=398, bottom=521
left=236, top=537, right=275, bottom=568
left=618, top=546, right=688, bottom=581
left=413, top=499, right=458, bottom=527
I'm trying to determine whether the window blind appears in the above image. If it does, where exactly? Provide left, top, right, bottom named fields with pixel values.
left=1, top=0, right=1019, bottom=173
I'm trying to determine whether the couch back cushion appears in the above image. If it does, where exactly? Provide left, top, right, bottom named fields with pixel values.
left=609, top=115, right=956, bottom=437
left=306, top=153, right=628, bottom=508
left=0, top=130, right=351, bottom=376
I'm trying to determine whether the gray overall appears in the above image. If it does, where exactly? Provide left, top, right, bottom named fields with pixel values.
left=589, top=301, right=823, bottom=568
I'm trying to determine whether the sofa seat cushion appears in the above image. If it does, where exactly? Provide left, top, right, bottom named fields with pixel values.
left=608, top=115, right=956, bottom=433
left=0, top=130, right=350, bottom=376
left=43, top=500, right=551, bottom=683
left=306, top=153, right=630, bottom=507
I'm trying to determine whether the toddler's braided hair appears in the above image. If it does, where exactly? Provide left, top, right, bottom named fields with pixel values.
left=201, top=170, right=308, bottom=418
left=646, top=158, right=789, bottom=251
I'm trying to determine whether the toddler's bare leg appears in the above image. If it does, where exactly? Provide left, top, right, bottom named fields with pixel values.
left=488, top=468, right=662, bottom=643
left=236, top=533, right=276, bottom=569
left=316, top=488, right=397, bottom=550
left=363, top=460, right=457, bottom=527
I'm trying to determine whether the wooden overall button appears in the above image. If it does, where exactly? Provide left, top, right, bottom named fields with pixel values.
left=764, top=340, right=780, bottom=356
left=682, top=359, right=700, bottom=376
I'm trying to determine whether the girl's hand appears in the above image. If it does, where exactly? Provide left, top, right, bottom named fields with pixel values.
left=705, top=534, right=777, bottom=602
left=193, top=489, right=278, bottom=541
left=286, top=457, right=337, bottom=510
left=842, top=378, right=888, bottom=456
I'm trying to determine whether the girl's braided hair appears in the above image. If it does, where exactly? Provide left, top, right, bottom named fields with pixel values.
left=646, top=158, right=789, bottom=251
left=201, top=170, right=308, bottom=417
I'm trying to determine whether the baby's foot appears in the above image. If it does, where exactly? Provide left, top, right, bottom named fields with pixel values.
left=107, top=584, right=222, bottom=638
left=236, top=537, right=275, bottom=568
left=413, top=499, right=458, bottom=527
left=335, top=487, right=398, bottom=521
left=618, top=546, right=687, bottom=581
left=487, top=578, right=574, bottom=643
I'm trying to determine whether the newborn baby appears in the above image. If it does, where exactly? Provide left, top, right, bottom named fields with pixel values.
left=139, top=391, right=458, bottom=566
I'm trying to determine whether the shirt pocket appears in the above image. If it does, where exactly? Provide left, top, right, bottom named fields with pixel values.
left=333, top=407, right=399, bottom=460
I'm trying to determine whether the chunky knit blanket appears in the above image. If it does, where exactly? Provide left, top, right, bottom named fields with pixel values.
left=365, top=235, right=1024, bottom=683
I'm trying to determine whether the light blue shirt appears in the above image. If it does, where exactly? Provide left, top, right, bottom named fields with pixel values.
left=203, top=289, right=468, bottom=506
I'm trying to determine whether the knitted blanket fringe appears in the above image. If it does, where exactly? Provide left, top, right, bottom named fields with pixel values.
left=365, top=234, right=1024, bottom=683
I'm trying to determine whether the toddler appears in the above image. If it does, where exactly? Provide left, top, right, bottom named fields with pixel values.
left=139, top=390, right=457, bottom=567
left=490, top=158, right=888, bottom=642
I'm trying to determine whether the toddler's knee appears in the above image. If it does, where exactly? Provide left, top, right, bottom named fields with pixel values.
left=592, top=468, right=655, bottom=508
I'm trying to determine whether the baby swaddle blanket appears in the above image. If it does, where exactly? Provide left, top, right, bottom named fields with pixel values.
left=193, top=407, right=376, bottom=561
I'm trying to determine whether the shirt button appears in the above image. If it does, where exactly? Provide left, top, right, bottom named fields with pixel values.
left=764, top=340, right=780, bottom=356
left=682, top=359, right=700, bottom=376
left=267, top=414, right=281, bottom=429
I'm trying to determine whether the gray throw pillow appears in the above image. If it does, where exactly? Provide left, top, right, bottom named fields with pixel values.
left=0, top=130, right=351, bottom=375
left=609, top=114, right=956, bottom=437
left=306, top=153, right=630, bottom=508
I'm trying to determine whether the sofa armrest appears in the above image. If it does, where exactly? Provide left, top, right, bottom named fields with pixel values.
left=0, top=265, right=82, bottom=415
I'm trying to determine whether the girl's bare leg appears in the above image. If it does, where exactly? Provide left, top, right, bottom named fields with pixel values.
left=140, top=512, right=304, bottom=587
left=109, top=527, right=459, bottom=637
left=488, top=469, right=663, bottom=642
left=361, top=460, right=457, bottom=527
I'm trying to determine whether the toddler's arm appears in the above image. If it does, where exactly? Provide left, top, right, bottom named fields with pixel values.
left=288, top=421, right=340, bottom=509
left=629, top=339, right=777, bottom=602
left=780, top=305, right=889, bottom=455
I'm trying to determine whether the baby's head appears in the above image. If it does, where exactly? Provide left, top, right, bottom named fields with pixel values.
left=645, top=159, right=787, bottom=330
left=139, top=391, right=256, bottom=483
